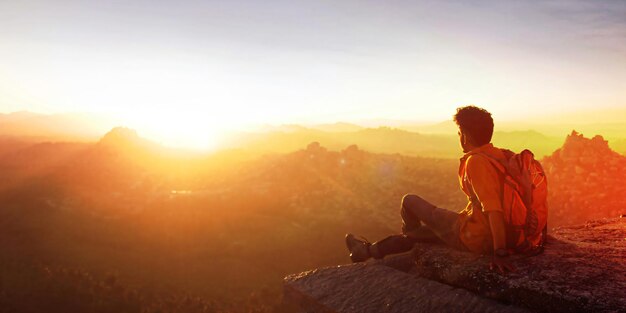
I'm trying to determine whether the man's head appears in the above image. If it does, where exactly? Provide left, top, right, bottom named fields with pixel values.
left=453, top=105, right=494, bottom=153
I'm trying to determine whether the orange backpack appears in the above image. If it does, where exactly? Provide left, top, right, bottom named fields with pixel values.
left=479, top=149, right=549, bottom=253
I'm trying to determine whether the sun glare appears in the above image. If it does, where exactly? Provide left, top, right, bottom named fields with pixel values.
left=119, top=108, right=230, bottom=151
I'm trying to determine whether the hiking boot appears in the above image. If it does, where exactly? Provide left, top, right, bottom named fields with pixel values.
left=345, top=233, right=372, bottom=263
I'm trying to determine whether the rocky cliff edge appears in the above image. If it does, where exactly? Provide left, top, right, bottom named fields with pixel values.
left=284, top=217, right=625, bottom=313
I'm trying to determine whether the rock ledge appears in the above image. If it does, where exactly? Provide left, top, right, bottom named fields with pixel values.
left=284, top=218, right=625, bottom=313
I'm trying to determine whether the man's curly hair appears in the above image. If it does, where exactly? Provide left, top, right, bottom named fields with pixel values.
left=453, top=105, right=494, bottom=146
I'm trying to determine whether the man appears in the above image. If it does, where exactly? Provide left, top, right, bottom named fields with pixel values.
left=345, top=105, right=516, bottom=274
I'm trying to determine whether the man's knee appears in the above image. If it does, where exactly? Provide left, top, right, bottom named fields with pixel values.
left=401, top=193, right=416, bottom=206
left=401, top=194, right=427, bottom=209
left=401, top=194, right=436, bottom=217
left=400, top=194, right=423, bottom=220
left=401, top=194, right=415, bottom=216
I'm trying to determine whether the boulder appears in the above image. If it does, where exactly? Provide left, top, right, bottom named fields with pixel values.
left=543, top=131, right=626, bottom=227
left=411, top=217, right=625, bottom=312
left=284, top=262, right=530, bottom=313
left=284, top=217, right=625, bottom=312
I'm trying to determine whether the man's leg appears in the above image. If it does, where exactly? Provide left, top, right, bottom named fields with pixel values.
left=400, top=194, right=464, bottom=248
left=369, top=194, right=464, bottom=259
left=368, top=227, right=442, bottom=259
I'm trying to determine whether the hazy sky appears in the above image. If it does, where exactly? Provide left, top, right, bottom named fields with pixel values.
left=1, top=0, right=625, bottom=147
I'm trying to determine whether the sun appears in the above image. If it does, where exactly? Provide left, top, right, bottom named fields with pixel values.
left=118, top=108, right=230, bottom=151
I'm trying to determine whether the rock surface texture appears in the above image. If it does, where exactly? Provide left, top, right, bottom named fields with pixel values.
left=284, top=218, right=626, bottom=313
left=284, top=262, right=530, bottom=313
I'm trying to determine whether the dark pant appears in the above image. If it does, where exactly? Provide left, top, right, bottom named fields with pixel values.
left=370, top=194, right=465, bottom=258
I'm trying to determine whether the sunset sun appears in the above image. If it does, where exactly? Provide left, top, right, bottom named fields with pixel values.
left=119, top=107, right=230, bottom=150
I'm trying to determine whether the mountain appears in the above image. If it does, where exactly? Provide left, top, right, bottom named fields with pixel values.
left=492, top=130, right=562, bottom=157
left=0, top=141, right=89, bottom=193
left=223, top=126, right=460, bottom=158
left=0, top=111, right=114, bottom=141
left=398, top=119, right=626, bottom=157
left=95, top=126, right=165, bottom=157
left=2, top=110, right=623, bottom=158
left=0, top=136, right=39, bottom=159
left=223, top=126, right=571, bottom=159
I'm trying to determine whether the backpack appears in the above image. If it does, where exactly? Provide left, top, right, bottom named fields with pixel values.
left=477, top=149, right=549, bottom=253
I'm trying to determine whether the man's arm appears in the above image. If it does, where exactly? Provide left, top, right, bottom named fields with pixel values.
left=488, top=211, right=507, bottom=250
left=488, top=211, right=516, bottom=274
left=466, top=155, right=516, bottom=274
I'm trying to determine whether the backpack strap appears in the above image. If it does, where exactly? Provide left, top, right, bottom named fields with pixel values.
left=473, top=153, right=507, bottom=174
left=472, top=152, right=521, bottom=191
left=472, top=152, right=529, bottom=250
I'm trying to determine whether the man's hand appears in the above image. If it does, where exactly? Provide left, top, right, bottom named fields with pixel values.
left=489, top=255, right=516, bottom=275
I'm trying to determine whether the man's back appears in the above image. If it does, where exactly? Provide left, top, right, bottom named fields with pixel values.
left=458, top=143, right=506, bottom=253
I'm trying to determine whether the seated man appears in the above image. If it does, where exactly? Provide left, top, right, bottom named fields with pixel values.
left=345, top=105, right=515, bottom=274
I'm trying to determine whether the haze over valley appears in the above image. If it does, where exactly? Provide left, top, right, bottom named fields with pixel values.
left=0, top=114, right=624, bottom=311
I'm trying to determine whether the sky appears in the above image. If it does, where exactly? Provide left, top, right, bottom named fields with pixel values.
left=1, top=0, right=625, bottom=148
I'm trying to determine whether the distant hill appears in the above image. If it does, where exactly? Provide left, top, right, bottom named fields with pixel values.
left=0, top=141, right=89, bottom=192
left=223, top=126, right=570, bottom=158
left=96, top=126, right=166, bottom=158
left=0, top=136, right=39, bottom=159
left=398, top=119, right=626, bottom=156
left=2, top=110, right=623, bottom=158
left=492, top=130, right=562, bottom=158
left=0, top=111, right=113, bottom=142
left=0, top=126, right=256, bottom=204
left=223, top=126, right=460, bottom=158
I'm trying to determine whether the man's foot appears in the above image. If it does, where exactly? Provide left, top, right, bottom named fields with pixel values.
left=345, top=233, right=372, bottom=263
